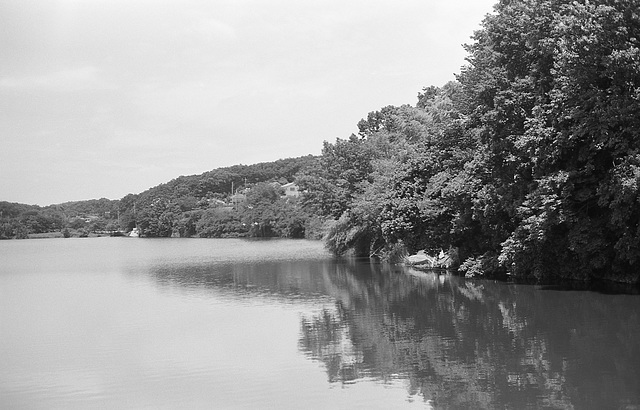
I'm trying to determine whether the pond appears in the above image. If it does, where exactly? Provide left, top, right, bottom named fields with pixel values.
left=1, top=237, right=639, bottom=409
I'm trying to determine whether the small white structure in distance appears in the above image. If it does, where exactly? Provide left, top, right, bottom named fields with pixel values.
left=281, top=182, right=301, bottom=198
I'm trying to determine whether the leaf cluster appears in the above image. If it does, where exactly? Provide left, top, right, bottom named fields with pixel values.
left=304, top=0, right=640, bottom=283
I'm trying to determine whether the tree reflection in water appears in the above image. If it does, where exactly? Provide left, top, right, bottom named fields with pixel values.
left=145, top=252, right=639, bottom=409
left=298, top=259, right=640, bottom=409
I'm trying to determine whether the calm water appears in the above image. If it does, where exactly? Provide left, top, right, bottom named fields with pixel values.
left=1, top=238, right=639, bottom=409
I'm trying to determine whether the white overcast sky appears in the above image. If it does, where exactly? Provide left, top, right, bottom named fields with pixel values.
left=1, top=0, right=496, bottom=206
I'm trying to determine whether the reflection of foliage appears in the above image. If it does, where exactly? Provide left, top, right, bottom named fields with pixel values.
left=299, top=306, right=365, bottom=383
left=298, top=260, right=640, bottom=408
left=141, top=244, right=639, bottom=408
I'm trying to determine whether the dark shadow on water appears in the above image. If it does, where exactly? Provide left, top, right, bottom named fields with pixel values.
left=536, top=280, right=640, bottom=295
left=500, top=275, right=640, bottom=295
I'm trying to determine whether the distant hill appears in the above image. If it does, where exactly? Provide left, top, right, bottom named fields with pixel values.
left=0, top=155, right=320, bottom=239
left=134, top=155, right=318, bottom=204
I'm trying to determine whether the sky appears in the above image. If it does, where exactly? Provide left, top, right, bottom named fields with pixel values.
left=1, top=0, right=496, bottom=206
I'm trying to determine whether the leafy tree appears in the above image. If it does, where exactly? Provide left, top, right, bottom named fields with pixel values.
left=136, top=198, right=174, bottom=237
left=313, top=0, right=640, bottom=285
left=69, top=218, right=87, bottom=230
left=451, top=0, right=640, bottom=281
left=197, top=208, right=245, bottom=238
left=316, top=81, right=476, bottom=259
left=173, top=210, right=202, bottom=237
left=241, top=182, right=283, bottom=237
left=272, top=199, right=308, bottom=238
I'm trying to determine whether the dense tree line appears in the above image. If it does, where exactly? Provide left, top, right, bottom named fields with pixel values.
left=3, top=0, right=639, bottom=284
left=0, top=200, right=120, bottom=239
left=1, top=156, right=321, bottom=239
left=194, top=182, right=323, bottom=239
left=124, top=156, right=321, bottom=238
left=306, top=0, right=640, bottom=283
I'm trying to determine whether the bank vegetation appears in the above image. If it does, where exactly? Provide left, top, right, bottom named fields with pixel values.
left=2, top=0, right=639, bottom=284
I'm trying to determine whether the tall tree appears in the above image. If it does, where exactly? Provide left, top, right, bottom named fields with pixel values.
left=459, top=0, right=640, bottom=281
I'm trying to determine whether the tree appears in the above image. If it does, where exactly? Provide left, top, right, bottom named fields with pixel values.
left=317, top=82, right=475, bottom=259
left=197, top=208, right=245, bottom=238
left=458, top=0, right=640, bottom=281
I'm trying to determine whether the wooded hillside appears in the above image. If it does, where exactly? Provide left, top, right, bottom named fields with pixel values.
left=1, top=156, right=319, bottom=239
left=308, top=0, right=640, bottom=284
left=3, top=0, right=640, bottom=284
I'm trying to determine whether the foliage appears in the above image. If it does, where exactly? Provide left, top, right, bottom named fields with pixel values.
left=1, top=156, right=322, bottom=240
left=303, top=0, right=640, bottom=283
left=461, top=0, right=640, bottom=281
left=197, top=208, right=245, bottom=238
left=4, top=1, right=640, bottom=283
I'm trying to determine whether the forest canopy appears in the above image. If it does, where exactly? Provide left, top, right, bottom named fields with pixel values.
left=306, top=0, right=640, bottom=283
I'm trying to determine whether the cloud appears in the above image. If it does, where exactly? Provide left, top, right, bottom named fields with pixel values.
left=0, top=66, right=111, bottom=92
left=192, top=17, right=237, bottom=41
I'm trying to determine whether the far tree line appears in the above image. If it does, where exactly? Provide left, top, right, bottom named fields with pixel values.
left=0, top=157, right=322, bottom=240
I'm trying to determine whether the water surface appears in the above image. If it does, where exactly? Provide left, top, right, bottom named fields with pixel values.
left=1, top=238, right=639, bottom=409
